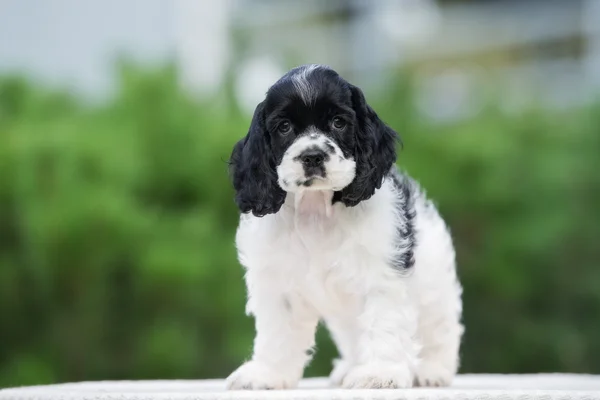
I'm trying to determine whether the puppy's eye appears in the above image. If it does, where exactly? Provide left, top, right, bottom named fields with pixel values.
left=277, top=121, right=292, bottom=135
left=332, top=116, right=346, bottom=130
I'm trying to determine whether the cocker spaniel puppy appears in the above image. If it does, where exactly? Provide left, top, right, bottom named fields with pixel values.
left=226, top=64, right=463, bottom=390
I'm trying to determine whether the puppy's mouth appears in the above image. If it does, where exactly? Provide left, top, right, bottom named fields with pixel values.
left=295, top=176, right=322, bottom=188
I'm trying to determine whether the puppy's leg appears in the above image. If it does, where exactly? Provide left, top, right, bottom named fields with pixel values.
left=413, top=304, right=463, bottom=387
left=413, top=281, right=463, bottom=387
left=325, top=316, right=359, bottom=386
left=226, top=277, right=318, bottom=390
left=342, top=277, right=419, bottom=389
left=411, top=209, right=463, bottom=387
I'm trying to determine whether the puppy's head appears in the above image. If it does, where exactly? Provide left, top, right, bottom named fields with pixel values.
left=230, top=64, right=398, bottom=217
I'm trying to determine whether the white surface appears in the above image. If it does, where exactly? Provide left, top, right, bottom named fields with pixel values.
left=2, top=375, right=600, bottom=400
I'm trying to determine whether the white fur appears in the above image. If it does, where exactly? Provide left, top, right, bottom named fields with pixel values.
left=226, top=174, right=463, bottom=390
left=291, top=64, right=323, bottom=105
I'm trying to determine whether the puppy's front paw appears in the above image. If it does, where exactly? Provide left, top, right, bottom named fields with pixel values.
left=226, top=361, right=297, bottom=390
left=414, top=362, right=454, bottom=387
left=342, top=362, right=413, bottom=389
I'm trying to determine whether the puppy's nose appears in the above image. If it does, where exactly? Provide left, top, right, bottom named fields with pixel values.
left=300, top=149, right=326, bottom=167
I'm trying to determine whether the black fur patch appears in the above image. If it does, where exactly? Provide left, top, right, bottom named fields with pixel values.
left=229, top=102, right=287, bottom=217
left=390, top=169, right=416, bottom=270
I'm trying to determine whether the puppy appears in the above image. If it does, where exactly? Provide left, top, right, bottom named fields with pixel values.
left=226, top=65, right=463, bottom=390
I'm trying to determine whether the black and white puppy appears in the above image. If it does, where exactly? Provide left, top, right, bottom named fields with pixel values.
left=226, top=65, right=463, bottom=390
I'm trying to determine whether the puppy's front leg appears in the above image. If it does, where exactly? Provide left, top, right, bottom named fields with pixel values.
left=342, top=277, right=419, bottom=389
left=226, top=277, right=319, bottom=390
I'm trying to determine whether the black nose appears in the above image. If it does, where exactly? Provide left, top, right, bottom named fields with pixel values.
left=300, top=149, right=326, bottom=167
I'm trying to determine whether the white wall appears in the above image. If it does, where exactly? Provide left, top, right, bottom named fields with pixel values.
left=0, top=0, right=230, bottom=98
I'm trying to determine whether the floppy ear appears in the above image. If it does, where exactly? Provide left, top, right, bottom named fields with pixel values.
left=229, top=102, right=286, bottom=217
left=334, top=85, right=398, bottom=207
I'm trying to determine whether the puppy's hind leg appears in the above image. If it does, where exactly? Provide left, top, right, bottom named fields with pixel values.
left=412, top=249, right=463, bottom=387
left=411, top=198, right=464, bottom=387
left=340, top=276, right=419, bottom=389
left=413, top=299, right=463, bottom=387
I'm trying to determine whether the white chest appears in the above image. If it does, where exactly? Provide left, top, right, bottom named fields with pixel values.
left=236, top=187, right=399, bottom=316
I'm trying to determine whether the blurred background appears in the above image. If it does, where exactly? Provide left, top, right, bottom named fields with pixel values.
left=1, top=0, right=599, bottom=388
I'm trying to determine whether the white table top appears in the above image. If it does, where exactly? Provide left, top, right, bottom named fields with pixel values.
left=2, top=374, right=600, bottom=400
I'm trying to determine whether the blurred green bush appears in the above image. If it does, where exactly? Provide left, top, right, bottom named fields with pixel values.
left=0, top=66, right=599, bottom=387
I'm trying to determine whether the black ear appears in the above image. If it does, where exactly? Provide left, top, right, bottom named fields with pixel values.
left=229, top=102, right=286, bottom=217
left=334, top=85, right=398, bottom=207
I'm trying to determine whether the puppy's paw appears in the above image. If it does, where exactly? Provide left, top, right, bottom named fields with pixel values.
left=342, top=362, right=413, bottom=389
left=226, top=361, right=297, bottom=390
left=329, top=358, right=354, bottom=387
left=414, top=362, right=454, bottom=387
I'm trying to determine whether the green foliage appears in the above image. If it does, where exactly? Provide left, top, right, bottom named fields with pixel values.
left=0, top=66, right=599, bottom=387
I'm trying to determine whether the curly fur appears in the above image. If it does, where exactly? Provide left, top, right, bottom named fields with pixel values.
left=229, top=102, right=286, bottom=217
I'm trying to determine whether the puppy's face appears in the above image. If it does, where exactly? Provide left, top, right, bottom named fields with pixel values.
left=265, top=66, right=357, bottom=193
left=230, top=65, right=398, bottom=217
